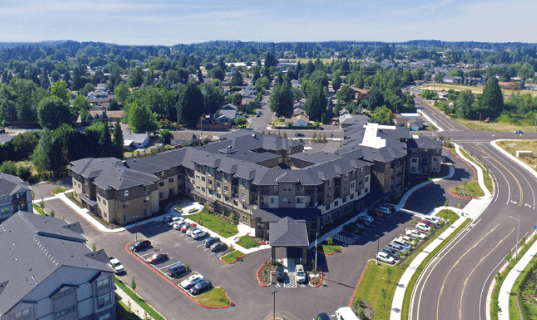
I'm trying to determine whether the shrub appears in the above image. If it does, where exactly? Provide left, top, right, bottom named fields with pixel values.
left=326, top=237, right=334, bottom=245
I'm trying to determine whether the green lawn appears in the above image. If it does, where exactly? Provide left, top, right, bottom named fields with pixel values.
left=52, top=187, right=68, bottom=194
left=236, top=235, right=261, bottom=249
left=194, top=288, right=231, bottom=308
left=187, top=209, right=238, bottom=238
left=459, top=147, right=494, bottom=194
left=221, top=250, right=245, bottom=264
left=114, top=277, right=165, bottom=320
left=116, top=298, right=141, bottom=320
left=33, top=204, right=48, bottom=216
left=451, top=180, right=484, bottom=198
left=321, top=245, right=342, bottom=255
left=352, top=210, right=462, bottom=320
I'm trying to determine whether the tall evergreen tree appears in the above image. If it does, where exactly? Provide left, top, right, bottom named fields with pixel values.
left=479, top=77, right=504, bottom=118
left=100, top=123, right=113, bottom=157
left=177, top=82, right=204, bottom=127
left=112, top=121, right=124, bottom=159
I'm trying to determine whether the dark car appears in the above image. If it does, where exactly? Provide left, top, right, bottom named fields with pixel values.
left=383, top=246, right=401, bottom=259
left=317, top=313, right=331, bottom=320
left=205, top=237, right=220, bottom=248
left=210, top=241, right=227, bottom=252
left=343, top=224, right=359, bottom=234
left=146, top=252, right=168, bottom=264
left=168, top=263, right=189, bottom=278
left=190, top=279, right=212, bottom=295
left=129, top=240, right=151, bottom=252
left=256, top=111, right=262, bottom=117
left=276, top=267, right=285, bottom=282
left=296, top=132, right=305, bottom=137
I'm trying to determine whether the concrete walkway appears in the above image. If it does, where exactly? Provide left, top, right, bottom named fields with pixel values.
left=390, top=142, right=493, bottom=320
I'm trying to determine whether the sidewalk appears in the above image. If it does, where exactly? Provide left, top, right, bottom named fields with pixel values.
left=115, top=286, right=156, bottom=320
left=498, top=232, right=537, bottom=320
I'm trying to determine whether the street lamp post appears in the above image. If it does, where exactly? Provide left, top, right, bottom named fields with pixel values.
left=272, top=290, right=277, bottom=320
left=478, top=112, right=481, bottom=122
left=376, top=235, right=380, bottom=265
left=509, top=216, right=521, bottom=259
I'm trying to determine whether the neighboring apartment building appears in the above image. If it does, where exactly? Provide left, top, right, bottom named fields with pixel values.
left=0, top=211, right=116, bottom=320
left=0, top=173, right=33, bottom=222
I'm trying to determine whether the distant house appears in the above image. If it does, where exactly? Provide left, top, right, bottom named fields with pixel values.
left=443, top=76, right=462, bottom=84
left=88, top=90, right=108, bottom=99
left=339, top=114, right=369, bottom=128
left=292, top=115, right=309, bottom=127
left=291, top=79, right=301, bottom=89
left=216, top=104, right=238, bottom=125
left=171, top=132, right=199, bottom=146
left=87, top=111, right=109, bottom=122
left=394, top=114, right=424, bottom=131
left=293, top=102, right=306, bottom=117
left=123, top=132, right=150, bottom=150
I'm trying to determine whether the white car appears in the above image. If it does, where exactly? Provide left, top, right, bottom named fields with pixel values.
left=416, top=222, right=431, bottom=233
left=162, top=215, right=173, bottom=223
left=180, top=274, right=204, bottom=289
left=108, top=257, right=124, bottom=274
left=423, top=216, right=441, bottom=227
left=173, top=221, right=187, bottom=230
left=172, top=216, right=185, bottom=224
left=358, top=215, right=374, bottom=223
left=376, top=252, right=395, bottom=264
left=296, top=264, right=307, bottom=283
left=186, top=227, right=199, bottom=237
left=191, top=229, right=207, bottom=239
left=379, top=206, right=394, bottom=214
left=406, top=229, right=426, bottom=239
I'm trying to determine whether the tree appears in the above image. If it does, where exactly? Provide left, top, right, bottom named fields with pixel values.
left=370, top=106, right=393, bottom=124
left=230, top=71, right=244, bottom=87
left=264, top=52, right=277, bottom=68
left=455, top=90, right=476, bottom=119
left=209, top=66, right=225, bottom=81
left=50, top=81, right=71, bottom=104
left=112, top=121, right=124, bottom=159
left=228, top=93, right=242, bottom=106
left=114, top=82, right=129, bottom=103
left=128, top=102, right=159, bottom=133
left=303, top=82, right=326, bottom=121
left=332, top=75, right=342, bottom=92
left=177, top=82, right=204, bottom=127
left=127, top=66, right=143, bottom=88
left=160, top=129, right=172, bottom=145
left=131, top=277, right=137, bottom=291
left=336, top=85, right=355, bottom=105
left=479, top=77, right=504, bottom=119
left=32, top=129, right=64, bottom=174
left=435, top=72, right=445, bottom=83
left=518, top=62, right=535, bottom=80
left=255, top=76, right=270, bottom=92
left=201, top=82, right=225, bottom=114
left=51, top=70, right=61, bottom=83
left=270, top=81, right=293, bottom=117
left=234, top=115, right=247, bottom=127
left=37, top=96, right=75, bottom=130
left=73, top=95, right=91, bottom=120
left=78, top=83, right=95, bottom=98
left=0, top=161, right=17, bottom=175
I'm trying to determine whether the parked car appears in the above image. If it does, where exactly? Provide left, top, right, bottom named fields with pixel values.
left=129, top=240, right=151, bottom=252
left=171, top=216, right=185, bottom=224
left=384, top=204, right=397, bottom=211
left=352, top=221, right=366, bottom=229
left=379, top=206, right=394, bottom=214
left=180, top=223, right=197, bottom=232
left=423, top=216, right=441, bottom=227
left=406, top=229, right=426, bottom=239
left=368, top=209, right=383, bottom=217
left=515, top=130, right=524, bottom=134
left=296, top=264, right=307, bottom=283
left=383, top=246, right=401, bottom=259
left=167, top=263, right=189, bottom=278
left=180, top=274, right=204, bottom=290
left=416, top=222, right=432, bottom=233
left=205, top=237, right=220, bottom=247
left=393, top=238, right=413, bottom=251
left=376, top=252, right=395, bottom=264
left=389, top=242, right=408, bottom=252
left=420, top=219, right=436, bottom=228
left=173, top=221, right=188, bottom=230
left=190, top=279, right=212, bottom=295
left=186, top=227, right=200, bottom=237
left=192, top=229, right=208, bottom=239
left=162, top=215, right=173, bottom=223
left=296, top=132, right=305, bottom=137
left=210, top=241, right=227, bottom=252
left=276, top=267, right=285, bottom=282
left=108, top=257, right=125, bottom=274
left=358, top=215, right=374, bottom=224
left=343, top=224, right=359, bottom=234
left=256, top=111, right=262, bottom=117
left=401, top=235, right=415, bottom=244
left=147, top=252, right=168, bottom=264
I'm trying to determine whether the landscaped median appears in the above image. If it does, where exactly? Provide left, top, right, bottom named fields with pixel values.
left=114, top=277, right=166, bottom=320
left=348, top=209, right=466, bottom=320
left=125, top=241, right=232, bottom=309
left=187, top=209, right=239, bottom=238
left=220, top=250, right=246, bottom=264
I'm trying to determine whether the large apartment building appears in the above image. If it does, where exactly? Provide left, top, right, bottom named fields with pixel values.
left=0, top=211, right=116, bottom=320
left=0, top=173, right=33, bottom=222
left=70, top=123, right=442, bottom=240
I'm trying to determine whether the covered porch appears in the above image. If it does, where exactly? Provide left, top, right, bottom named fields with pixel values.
left=269, top=217, right=309, bottom=268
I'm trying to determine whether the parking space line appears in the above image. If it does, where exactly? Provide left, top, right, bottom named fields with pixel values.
left=140, top=252, right=155, bottom=257
left=197, top=244, right=204, bottom=247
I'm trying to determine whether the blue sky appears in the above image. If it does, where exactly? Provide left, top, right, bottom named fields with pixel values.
left=1, top=0, right=535, bottom=45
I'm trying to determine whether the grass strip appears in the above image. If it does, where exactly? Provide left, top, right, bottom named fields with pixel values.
left=401, top=218, right=471, bottom=319
left=114, top=277, right=165, bottom=320
left=221, top=250, right=245, bottom=264
left=33, top=204, right=48, bottom=216
left=116, top=298, right=141, bottom=320
left=321, top=245, right=342, bottom=255
left=490, top=234, right=537, bottom=320
left=459, top=147, right=494, bottom=194
left=512, top=255, right=537, bottom=320
left=194, top=288, right=230, bottom=308
left=52, top=187, right=68, bottom=194
left=352, top=210, right=460, bottom=319
left=236, top=235, right=261, bottom=249
left=188, top=209, right=238, bottom=238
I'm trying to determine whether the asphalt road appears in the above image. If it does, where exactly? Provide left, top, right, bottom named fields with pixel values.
left=408, top=88, right=537, bottom=320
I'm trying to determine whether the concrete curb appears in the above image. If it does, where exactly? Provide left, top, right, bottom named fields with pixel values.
left=349, top=260, right=371, bottom=307
left=256, top=261, right=272, bottom=287
left=220, top=251, right=247, bottom=265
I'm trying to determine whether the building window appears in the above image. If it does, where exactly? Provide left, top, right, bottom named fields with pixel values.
left=365, top=177, right=369, bottom=183
left=326, top=204, right=331, bottom=210
left=159, top=182, right=165, bottom=187
left=99, top=313, right=111, bottom=320
left=328, top=179, right=333, bottom=186
left=283, top=198, right=291, bottom=204
left=201, top=176, right=206, bottom=182
left=169, top=178, right=174, bottom=183
left=351, top=182, right=355, bottom=189
left=242, top=203, right=247, bottom=209
left=334, top=201, right=339, bottom=207
left=97, top=293, right=111, bottom=308
left=217, top=193, right=221, bottom=199
left=207, top=167, right=214, bottom=176
left=0, top=206, right=9, bottom=214
left=196, top=175, right=200, bottom=179
left=14, top=308, right=31, bottom=320
left=433, top=157, right=439, bottom=161
left=350, top=194, right=354, bottom=199
left=144, top=186, right=150, bottom=192
left=217, top=182, right=221, bottom=189
left=202, top=187, right=205, bottom=192
left=208, top=180, right=212, bottom=185
left=97, top=277, right=109, bottom=290
left=234, top=200, right=238, bottom=206
left=283, top=184, right=292, bottom=192
left=55, top=306, right=76, bottom=319
left=365, top=188, right=369, bottom=193
left=209, top=190, right=214, bottom=196
left=102, top=198, right=106, bottom=204
left=296, top=198, right=304, bottom=204
left=242, top=192, right=246, bottom=199
left=270, top=197, right=276, bottom=204
left=412, top=158, right=418, bottom=163
left=271, top=186, right=278, bottom=193
left=144, top=197, right=149, bottom=204
left=144, top=209, right=151, bottom=216
left=242, top=179, right=247, bottom=188
left=123, top=202, right=129, bottom=208
left=224, top=186, right=229, bottom=192
left=358, top=190, right=362, bottom=196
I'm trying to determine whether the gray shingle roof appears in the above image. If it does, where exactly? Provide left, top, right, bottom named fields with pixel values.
left=0, top=173, right=31, bottom=197
left=0, top=212, right=111, bottom=315
left=269, top=217, right=309, bottom=247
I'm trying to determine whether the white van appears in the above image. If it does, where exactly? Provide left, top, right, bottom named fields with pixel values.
left=335, top=307, right=361, bottom=320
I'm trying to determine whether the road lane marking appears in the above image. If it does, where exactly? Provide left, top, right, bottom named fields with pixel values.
left=471, top=145, right=511, bottom=205
left=475, top=144, right=523, bottom=206
left=458, top=228, right=514, bottom=320
left=436, top=224, right=499, bottom=320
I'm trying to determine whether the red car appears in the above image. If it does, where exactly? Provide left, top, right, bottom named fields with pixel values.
left=179, top=223, right=197, bottom=233
left=420, top=220, right=436, bottom=227
left=146, top=252, right=168, bottom=264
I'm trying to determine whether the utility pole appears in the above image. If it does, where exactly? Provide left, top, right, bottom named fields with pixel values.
left=509, top=216, right=521, bottom=259
left=272, top=290, right=277, bottom=320
left=200, top=115, right=203, bottom=142
left=314, top=231, right=318, bottom=273
left=376, top=235, right=380, bottom=265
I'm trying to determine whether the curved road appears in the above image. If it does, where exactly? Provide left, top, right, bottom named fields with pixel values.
left=409, top=90, right=537, bottom=320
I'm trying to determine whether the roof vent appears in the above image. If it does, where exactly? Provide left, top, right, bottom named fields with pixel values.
left=252, top=134, right=256, bottom=138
